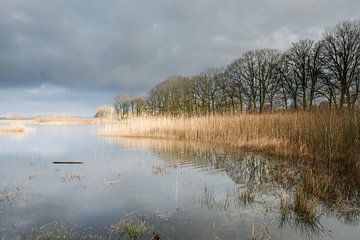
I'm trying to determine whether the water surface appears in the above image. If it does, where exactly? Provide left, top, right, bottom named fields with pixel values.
left=0, top=124, right=359, bottom=239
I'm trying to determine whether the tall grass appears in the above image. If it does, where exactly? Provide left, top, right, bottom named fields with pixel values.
left=100, top=110, right=360, bottom=163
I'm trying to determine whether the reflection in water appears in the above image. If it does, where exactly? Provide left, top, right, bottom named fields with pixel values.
left=109, top=137, right=360, bottom=238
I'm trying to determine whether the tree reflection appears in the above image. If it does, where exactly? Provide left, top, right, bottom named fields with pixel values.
left=107, top=137, right=360, bottom=237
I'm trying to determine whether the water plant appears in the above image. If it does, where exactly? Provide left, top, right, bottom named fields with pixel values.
left=109, top=220, right=147, bottom=240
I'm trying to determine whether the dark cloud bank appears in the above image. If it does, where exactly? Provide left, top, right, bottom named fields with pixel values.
left=0, top=0, right=359, bottom=116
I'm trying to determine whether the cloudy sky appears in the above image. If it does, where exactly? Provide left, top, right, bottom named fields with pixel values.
left=0, top=0, right=359, bottom=116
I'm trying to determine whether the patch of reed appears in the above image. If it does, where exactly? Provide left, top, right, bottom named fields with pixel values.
left=99, top=110, right=360, bottom=163
left=31, top=116, right=118, bottom=125
left=0, top=121, right=28, bottom=133
left=60, top=172, right=83, bottom=182
left=293, top=187, right=319, bottom=223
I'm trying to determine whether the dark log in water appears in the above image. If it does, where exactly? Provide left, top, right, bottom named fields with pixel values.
left=52, top=161, right=84, bottom=164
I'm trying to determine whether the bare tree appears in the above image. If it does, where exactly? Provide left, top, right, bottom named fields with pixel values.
left=225, top=58, right=245, bottom=113
left=146, top=76, right=197, bottom=115
left=94, top=105, right=114, bottom=118
left=280, top=52, right=300, bottom=110
left=239, top=51, right=258, bottom=112
left=321, top=20, right=360, bottom=109
left=131, top=96, right=146, bottom=116
left=194, top=68, right=223, bottom=114
left=285, top=40, right=314, bottom=110
left=308, top=41, right=324, bottom=109
left=114, top=94, right=132, bottom=118
left=254, top=49, right=281, bottom=113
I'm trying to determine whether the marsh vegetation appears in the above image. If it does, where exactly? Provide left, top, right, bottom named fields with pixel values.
left=100, top=110, right=360, bottom=164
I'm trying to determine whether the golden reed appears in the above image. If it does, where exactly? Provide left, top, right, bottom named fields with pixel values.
left=100, top=110, right=360, bottom=163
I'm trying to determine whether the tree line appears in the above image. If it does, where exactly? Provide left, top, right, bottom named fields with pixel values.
left=114, top=20, right=360, bottom=117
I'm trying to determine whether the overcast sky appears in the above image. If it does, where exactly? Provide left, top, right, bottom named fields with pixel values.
left=0, top=0, right=359, bottom=116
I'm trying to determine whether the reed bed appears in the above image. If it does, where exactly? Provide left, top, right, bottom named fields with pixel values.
left=100, top=110, right=360, bottom=163
left=0, top=122, right=28, bottom=133
left=31, top=116, right=118, bottom=125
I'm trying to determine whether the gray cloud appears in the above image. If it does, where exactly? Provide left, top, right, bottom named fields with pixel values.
left=0, top=84, right=112, bottom=116
left=0, top=0, right=359, bottom=115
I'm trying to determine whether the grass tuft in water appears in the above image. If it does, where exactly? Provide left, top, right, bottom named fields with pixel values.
left=109, top=220, right=147, bottom=240
left=30, top=222, right=76, bottom=240
left=152, top=164, right=167, bottom=176
left=0, top=185, right=25, bottom=208
left=293, top=187, right=319, bottom=223
left=278, top=189, right=322, bottom=236
left=60, top=172, right=84, bottom=182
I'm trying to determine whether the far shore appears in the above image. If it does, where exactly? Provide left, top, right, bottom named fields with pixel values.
left=1, top=116, right=119, bottom=125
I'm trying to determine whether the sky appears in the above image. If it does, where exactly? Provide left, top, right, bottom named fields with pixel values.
left=0, top=0, right=359, bottom=117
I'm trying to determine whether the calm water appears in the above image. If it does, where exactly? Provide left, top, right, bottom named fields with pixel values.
left=0, top=123, right=360, bottom=239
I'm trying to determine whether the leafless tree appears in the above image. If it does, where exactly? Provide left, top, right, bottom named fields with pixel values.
left=285, top=40, right=314, bottom=110
left=226, top=58, right=245, bottom=113
left=239, top=51, right=258, bottom=112
left=321, top=20, right=360, bottom=109
left=254, top=49, right=281, bottom=113
left=114, top=94, right=132, bottom=118
left=194, top=68, right=223, bottom=114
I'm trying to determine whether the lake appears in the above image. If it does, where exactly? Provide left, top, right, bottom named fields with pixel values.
left=0, top=123, right=359, bottom=239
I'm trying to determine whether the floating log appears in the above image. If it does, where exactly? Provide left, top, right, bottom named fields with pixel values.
left=52, top=161, right=83, bottom=164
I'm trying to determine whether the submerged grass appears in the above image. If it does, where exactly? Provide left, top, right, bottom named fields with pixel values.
left=196, top=184, right=259, bottom=214
left=152, top=164, right=167, bottom=176
left=60, top=172, right=83, bottom=182
left=17, top=213, right=169, bottom=240
left=100, top=110, right=360, bottom=163
left=0, top=185, right=25, bottom=207
left=30, top=222, right=76, bottom=240
left=17, top=222, right=103, bottom=240
left=109, top=219, right=147, bottom=240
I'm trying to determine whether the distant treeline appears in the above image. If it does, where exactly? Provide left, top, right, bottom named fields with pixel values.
left=114, top=20, right=360, bottom=117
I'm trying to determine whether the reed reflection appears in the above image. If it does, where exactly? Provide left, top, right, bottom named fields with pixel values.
left=108, top=137, right=360, bottom=237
